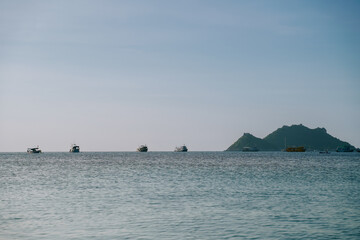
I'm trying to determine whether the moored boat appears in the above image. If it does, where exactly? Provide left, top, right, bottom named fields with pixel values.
left=286, top=146, right=305, bottom=152
left=70, top=144, right=80, bottom=153
left=336, top=146, right=353, bottom=152
left=137, top=145, right=148, bottom=152
left=27, top=147, right=42, bottom=153
left=175, top=145, right=188, bottom=152
left=242, top=147, right=259, bottom=152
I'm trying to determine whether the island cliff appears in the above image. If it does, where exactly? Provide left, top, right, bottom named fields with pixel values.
left=226, top=124, right=354, bottom=151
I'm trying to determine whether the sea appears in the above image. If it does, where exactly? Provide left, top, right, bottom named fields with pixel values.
left=1, top=152, right=359, bottom=240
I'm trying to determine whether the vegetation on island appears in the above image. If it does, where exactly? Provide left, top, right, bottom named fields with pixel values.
left=226, top=124, right=354, bottom=151
left=226, top=133, right=277, bottom=151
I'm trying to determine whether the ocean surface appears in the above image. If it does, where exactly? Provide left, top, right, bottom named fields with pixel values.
left=1, top=152, right=359, bottom=240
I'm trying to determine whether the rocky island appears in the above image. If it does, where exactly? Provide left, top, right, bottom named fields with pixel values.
left=226, top=124, right=354, bottom=151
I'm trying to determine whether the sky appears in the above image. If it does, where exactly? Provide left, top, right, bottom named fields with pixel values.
left=0, top=0, right=359, bottom=152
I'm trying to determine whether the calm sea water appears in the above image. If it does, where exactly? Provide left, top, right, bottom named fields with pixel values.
left=1, top=152, right=359, bottom=239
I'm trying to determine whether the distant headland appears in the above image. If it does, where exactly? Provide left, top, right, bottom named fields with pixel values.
left=226, top=124, right=355, bottom=151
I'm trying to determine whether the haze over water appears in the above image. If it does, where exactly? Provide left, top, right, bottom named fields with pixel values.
left=1, top=0, right=359, bottom=151
left=1, top=152, right=359, bottom=239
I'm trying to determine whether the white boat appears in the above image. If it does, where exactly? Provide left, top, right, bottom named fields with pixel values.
left=336, top=146, right=353, bottom=152
left=70, top=144, right=80, bottom=153
left=175, top=145, right=188, bottom=152
left=242, top=147, right=259, bottom=152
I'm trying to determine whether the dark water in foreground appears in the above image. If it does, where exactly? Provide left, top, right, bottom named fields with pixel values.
left=1, top=152, right=359, bottom=239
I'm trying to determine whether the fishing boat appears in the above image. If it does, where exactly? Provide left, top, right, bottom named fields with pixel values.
left=70, top=144, right=80, bottom=153
left=286, top=146, right=306, bottom=152
left=283, top=137, right=305, bottom=152
left=137, top=145, right=148, bottom=152
left=336, top=146, right=353, bottom=152
left=242, top=147, right=259, bottom=152
left=175, top=145, right=188, bottom=152
left=27, top=147, right=42, bottom=153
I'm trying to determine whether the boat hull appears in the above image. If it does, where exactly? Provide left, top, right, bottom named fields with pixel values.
left=336, top=146, right=354, bottom=152
left=242, top=147, right=259, bottom=152
left=137, top=146, right=148, bottom=152
left=27, top=148, right=42, bottom=153
left=175, top=146, right=188, bottom=152
left=286, top=147, right=305, bottom=152
left=70, top=145, right=80, bottom=153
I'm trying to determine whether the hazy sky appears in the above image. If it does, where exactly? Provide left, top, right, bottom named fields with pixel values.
left=1, top=0, right=359, bottom=151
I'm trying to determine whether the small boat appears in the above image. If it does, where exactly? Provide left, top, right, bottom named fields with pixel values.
left=283, top=137, right=305, bottom=152
left=70, top=144, right=80, bottom=153
left=175, top=145, right=188, bottom=152
left=336, top=146, right=354, bottom=152
left=27, top=147, right=42, bottom=153
left=242, top=147, right=259, bottom=152
left=137, top=145, right=148, bottom=152
left=319, top=150, right=329, bottom=154
left=286, top=146, right=305, bottom=152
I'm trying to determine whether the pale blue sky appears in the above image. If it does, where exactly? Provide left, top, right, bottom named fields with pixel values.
left=1, top=0, right=359, bottom=151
